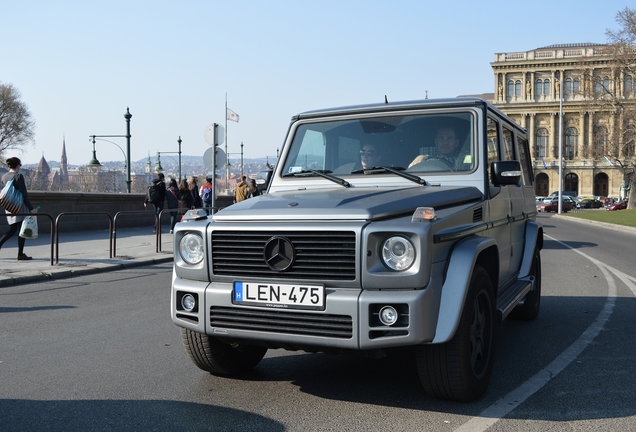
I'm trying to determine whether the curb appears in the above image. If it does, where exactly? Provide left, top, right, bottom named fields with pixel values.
left=0, top=256, right=174, bottom=288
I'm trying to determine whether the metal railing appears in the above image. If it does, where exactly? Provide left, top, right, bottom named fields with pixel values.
left=8, top=212, right=56, bottom=265
left=55, top=212, right=114, bottom=264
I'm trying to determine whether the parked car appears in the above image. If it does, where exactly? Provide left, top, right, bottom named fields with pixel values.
left=577, top=198, right=604, bottom=209
left=563, top=195, right=578, bottom=208
left=603, top=197, right=616, bottom=207
left=537, top=197, right=572, bottom=212
left=608, top=200, right=628, bottom=211
left=536, top=196, right=546, bottom=204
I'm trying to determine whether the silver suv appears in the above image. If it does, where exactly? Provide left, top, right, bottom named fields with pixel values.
left=171, top=98, right=543, bottom=402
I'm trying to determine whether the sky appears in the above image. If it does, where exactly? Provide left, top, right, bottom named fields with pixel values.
left=3, top=1, right=631, bottom=167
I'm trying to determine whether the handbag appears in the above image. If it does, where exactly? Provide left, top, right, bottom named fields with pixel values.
left=0, top=174, right=24, bottom=214
left=19, top=215, right=38, bottom=239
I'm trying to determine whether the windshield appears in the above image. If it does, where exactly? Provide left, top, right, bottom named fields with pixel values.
left=281, top=111, right=475, bottom=176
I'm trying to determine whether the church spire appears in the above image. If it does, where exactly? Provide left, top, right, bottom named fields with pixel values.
left=60, top=135, right=68, bottom=181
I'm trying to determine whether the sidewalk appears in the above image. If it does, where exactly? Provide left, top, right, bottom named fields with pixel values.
left=0, top=227, right=174, bottom=287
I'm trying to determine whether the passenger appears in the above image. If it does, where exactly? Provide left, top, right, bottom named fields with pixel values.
left=359, top=143, right=382, bottom=169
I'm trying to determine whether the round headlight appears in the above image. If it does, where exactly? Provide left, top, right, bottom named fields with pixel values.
left=381, top=236, right=415, bottom=271
left=181, top=294, right=196, bottom=311
left=179, top=233, right=204, bottom=265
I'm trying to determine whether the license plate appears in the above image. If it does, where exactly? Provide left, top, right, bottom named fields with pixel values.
left=233, top=282, right=324, bottom=310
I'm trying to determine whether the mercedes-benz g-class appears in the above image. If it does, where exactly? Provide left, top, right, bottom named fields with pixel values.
left=171, top=98, right=543, bottom=401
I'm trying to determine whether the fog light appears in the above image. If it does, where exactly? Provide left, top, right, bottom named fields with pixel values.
left=379, top=306, right=398, bottom=326
left=181, top=294, right=196, bottom=312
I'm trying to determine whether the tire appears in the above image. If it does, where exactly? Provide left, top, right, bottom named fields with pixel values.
left=180, top=328, right=267, bottom=375
left=416, top=266, right=496, bottom=401
left=510, top=248, right=541, bottom=321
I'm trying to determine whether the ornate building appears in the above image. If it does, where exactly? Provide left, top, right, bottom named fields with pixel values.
left=491, top=43, right=635, bottom=198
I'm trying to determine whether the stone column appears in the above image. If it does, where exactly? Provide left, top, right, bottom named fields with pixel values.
left=587, top=111, right=594, bottom=155
left=529, top=113, right=536, bottom=157
left=550, top=113, right=556, bottom=158
left=578, top=112, right=585, bottom=158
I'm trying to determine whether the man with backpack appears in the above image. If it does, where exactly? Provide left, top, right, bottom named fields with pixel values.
left=200, top=176, right=213, bottom=215
left=144, top=173, right=166, bottom=233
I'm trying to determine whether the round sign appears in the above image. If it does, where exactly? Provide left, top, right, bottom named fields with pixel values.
left=204, top=124, right=225, bottom=146
left=203, top=147, right=226, bottom=170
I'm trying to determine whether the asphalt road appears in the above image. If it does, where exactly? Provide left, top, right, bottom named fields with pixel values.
left=1, top=214, right=635, bottom=432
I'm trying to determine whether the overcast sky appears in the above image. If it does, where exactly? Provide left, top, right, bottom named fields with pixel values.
left=3, top=1, right=630, bottom=166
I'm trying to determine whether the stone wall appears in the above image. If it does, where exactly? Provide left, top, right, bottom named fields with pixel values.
left=0, top=192, right=155, bottom=233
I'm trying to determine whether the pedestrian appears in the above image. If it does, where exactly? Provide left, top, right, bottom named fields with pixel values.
left=165, top=178, right=181, bottom=233
left=200, top=176, right=213, bottom=214
left=144, top=172, right=166, bottom=233
left=248, top=179, right=260, bottom=198
left=178, top=179, right=193, bottom=214
left=0, top=157, right=38, bottom=261
left=234, top=175, right=248, bottom=203
left=190, top=176, right=202, bottom=208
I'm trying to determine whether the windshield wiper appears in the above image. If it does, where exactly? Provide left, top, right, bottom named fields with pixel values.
left=282, top=169, right=351, bottom=188
left=350, top=166, right=427, bottom=186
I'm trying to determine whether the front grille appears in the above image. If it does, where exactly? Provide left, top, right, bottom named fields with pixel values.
left=212, top=231, right=356, bottom=280
left=210, top=306, right=353, bottom=338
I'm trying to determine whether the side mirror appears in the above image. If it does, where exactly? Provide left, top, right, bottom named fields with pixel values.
left=491, top=160, right=521, bottom=186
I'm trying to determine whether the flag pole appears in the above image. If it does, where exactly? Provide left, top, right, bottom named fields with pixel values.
left=225, top=93, right=229, bottom=189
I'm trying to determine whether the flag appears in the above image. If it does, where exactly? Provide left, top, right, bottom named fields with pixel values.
left=541, top=157, right=547, bottom=169
left=603, top=156, right=614, bottom=166
left=226, top=108, right=239, bottom=123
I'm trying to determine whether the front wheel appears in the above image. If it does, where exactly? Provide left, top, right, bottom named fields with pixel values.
left=180, top=328, right=267, bottom=375
left=417, top=265, right=496, bottom=401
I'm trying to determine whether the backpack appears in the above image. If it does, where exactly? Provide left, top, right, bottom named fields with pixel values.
left=201, top=185, right=212, bottom=203
left=147, top=182, right=162, bottom=203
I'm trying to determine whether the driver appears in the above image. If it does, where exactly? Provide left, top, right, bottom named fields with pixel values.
left=409, top=127, right=460, bottom=169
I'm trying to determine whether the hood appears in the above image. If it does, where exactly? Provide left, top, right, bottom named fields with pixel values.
left=213, top=185, right=483, bottom=221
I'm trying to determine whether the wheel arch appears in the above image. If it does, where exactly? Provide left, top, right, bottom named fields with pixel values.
left=431, top=236, right=498, bottom=344
left=518, top=220, right=543, bottom=278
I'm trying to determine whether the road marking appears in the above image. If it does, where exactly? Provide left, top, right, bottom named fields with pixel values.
left=455, top=234, right=619, bottom=432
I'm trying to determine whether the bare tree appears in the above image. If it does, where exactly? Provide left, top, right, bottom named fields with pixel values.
left=0, top=82, right=35, bottom=162
left=606, top=7, right=636, bottom=208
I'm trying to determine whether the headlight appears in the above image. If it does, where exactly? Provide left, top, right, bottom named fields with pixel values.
left=381, top=236, right=415, bottom=271
left=179, top=233, right=205, bottom=265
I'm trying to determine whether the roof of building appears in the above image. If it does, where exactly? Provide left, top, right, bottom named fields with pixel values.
left=535, top=42, right=605, bottom=50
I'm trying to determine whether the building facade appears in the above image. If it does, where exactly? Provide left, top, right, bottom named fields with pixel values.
left=491, top=43, right=635, bottom=199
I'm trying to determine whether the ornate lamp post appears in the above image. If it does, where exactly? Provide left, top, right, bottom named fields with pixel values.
left=157, top=136, right=183, bottom=182
left=88, top=108, right=133, bottom=193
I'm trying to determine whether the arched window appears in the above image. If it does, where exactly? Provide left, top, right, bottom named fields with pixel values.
left=603, top=76, right=610, bottom=92
left=565, top=128, right=578, bottom=160
left=536, top=79, right=543, bottom=95
left=595, top=77, right=603, bottom=94
left=565, top=78, right=572, bottom=95
left=507, top=80, right=514, bottom=98
left=515, top=80, right=521, bottom=96
left=543, top=79, right=550, bottom=97
left=626, top=75, right=633, bottom=94
left=573, top=78, right=580, bottom=93
left=536, top=128, right=549, bottom=158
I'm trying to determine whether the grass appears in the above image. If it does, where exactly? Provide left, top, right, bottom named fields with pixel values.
left=561, top=209, right=636, bottom=228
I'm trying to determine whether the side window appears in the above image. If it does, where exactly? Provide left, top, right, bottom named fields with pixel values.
left=516, top=135, right=533, bottom=185
left=487, top=117, right=499, bottom=185
left=502, top=128, right=514, bottom=161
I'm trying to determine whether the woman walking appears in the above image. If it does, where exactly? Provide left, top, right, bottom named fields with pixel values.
left=0, top=157, right=37, bottom=260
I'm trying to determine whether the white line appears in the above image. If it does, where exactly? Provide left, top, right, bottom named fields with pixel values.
left=454, top=234, right=618, bottom=432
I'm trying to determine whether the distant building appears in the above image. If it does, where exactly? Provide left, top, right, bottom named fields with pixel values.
left=492, top=43, right=636, bottom=199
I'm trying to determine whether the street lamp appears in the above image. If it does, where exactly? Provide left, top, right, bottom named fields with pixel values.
left=88, top=108, right=133, bottom=193
left=88, top=139, right=101, bottom=171
left=555, top=75, right=563, bottom=214
left=157, top=136, right=183, bottom=182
